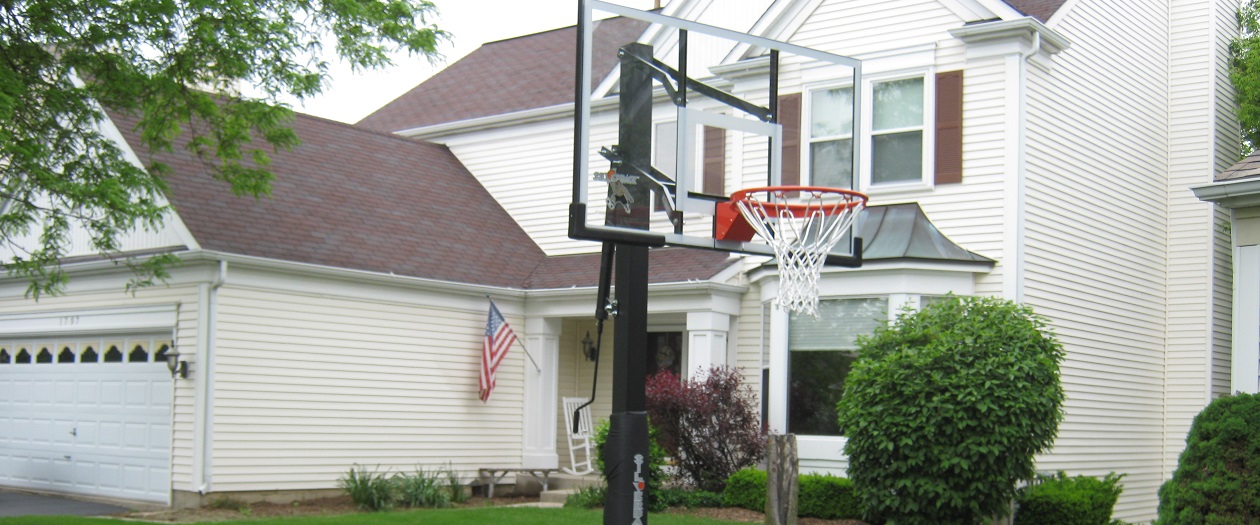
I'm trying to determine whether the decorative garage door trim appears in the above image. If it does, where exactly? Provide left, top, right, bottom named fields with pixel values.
left=0, top=332, right=174, bottom=504
left=0, top=305, right=177, bottom=338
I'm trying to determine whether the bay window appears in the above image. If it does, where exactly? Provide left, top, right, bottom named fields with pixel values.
left=787, top=297, right=888, bottom=436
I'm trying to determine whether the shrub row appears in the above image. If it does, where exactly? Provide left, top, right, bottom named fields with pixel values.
left=723, top=468, right=861, bottom=520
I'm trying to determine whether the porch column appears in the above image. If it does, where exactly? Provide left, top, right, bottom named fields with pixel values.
left=522, top=317, right=560, bottom=469
left=686, top=312, right=730, bottom=380
left=1234, top=244, right=1260, bottom=394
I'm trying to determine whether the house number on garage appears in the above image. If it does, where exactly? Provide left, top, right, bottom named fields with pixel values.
left=59, top=316, right=79, bottom=326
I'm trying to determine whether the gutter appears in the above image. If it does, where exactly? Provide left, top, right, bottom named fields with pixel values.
left=1191, top=177, right=1260, bottom=208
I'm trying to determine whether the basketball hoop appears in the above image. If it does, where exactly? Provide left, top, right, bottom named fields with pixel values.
left=716, top=186, right=868, bottom=317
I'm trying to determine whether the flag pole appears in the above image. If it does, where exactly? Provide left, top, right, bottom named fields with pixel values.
left=516, top=338, right=542, bottom=373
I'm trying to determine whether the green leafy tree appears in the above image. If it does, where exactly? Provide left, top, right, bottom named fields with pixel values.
left=1232, top=1, right=1260, bottom=152
left=835, top=295, right=1066, bottom=525
left=0, top=0, right=447, bottom=297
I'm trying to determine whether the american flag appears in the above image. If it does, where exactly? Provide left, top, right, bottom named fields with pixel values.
left=479, top=301, right=518, bottom=402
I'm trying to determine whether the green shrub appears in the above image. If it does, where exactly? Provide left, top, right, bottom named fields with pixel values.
left=655, top=487, right=725, bottom=509
left=564, top=484, right=607, bottom=509
left=445, top=467, right=469, bottom=504
left=836, top=295, right=1066, bottom=525
left=394, top=466, right=450, bottom=508
left=1014, top=472, right=1125, bottom=525
left=723, top=468, right=767, bottom=511
left=339, top=465, right=394, bottom=511
left=799, top=473, right=861, bottom=520
left=1156, top=392, right=1260, bottom=524
left=592, top=417, right=671, bottom=488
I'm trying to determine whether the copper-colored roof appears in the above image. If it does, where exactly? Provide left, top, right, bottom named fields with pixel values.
left=1003, top=0, right=1068, bottom=22
left=858, top=204, right=992, bottom=263
left=357, top=16, right=648, bottom=133
left=1218, top=150, right=1260, bottom=182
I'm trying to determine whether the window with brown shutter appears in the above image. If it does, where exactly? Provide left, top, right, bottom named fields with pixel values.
left=935, top=70, right=963, bottom=185
left=778, top=93, right=802, bottom=186
left=703, top=126, right=726, bottom=195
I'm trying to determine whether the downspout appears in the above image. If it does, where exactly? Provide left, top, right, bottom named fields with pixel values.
left=193, top=259, right=227, bottom=495
left=1009, top=29, right=1041, bottom=303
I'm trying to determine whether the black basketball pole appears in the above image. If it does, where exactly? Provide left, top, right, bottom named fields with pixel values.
left=603, top=42, right=654, bottom=525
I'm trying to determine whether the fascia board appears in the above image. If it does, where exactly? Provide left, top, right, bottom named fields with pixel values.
left=1192, top=178, right=1260, bottom=209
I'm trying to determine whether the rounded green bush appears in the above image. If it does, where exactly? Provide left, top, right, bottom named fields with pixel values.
left=835, top=295, right=1065, bottom=525
left=1155, top=392, right=1260, bottom=524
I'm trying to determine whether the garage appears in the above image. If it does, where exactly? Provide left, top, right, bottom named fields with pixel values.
left=0, top=333, right=174, bottom=504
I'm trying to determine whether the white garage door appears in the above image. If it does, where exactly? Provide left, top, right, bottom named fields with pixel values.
left=0, top=335, right=173, bottom=504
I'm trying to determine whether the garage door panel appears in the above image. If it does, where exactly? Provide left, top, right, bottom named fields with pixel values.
left=0, top=334, right=173, bottom=504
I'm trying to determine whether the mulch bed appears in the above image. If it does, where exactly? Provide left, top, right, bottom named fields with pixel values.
left=127, top=495, right=869, bottom=524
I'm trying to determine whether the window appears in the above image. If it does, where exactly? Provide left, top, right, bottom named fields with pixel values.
left=808, top=87, right=854, bottom=189
left=871, top=77, right=925, bottom=185
left=787, top=297, right=888, bottom=436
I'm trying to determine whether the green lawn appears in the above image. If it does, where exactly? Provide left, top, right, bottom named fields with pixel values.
left=0, top=507, right=749, bottom=525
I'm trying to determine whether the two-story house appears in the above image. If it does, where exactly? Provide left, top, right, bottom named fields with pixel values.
left=0, top=0, right=1239, bottom=522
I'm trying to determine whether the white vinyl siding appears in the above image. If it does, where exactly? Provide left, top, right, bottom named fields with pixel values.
left=1020, top=0, right=1197, bottom=520
left=1210, top=0, right=1241, bottom=400
left=207, top=286, right=525, bottom=491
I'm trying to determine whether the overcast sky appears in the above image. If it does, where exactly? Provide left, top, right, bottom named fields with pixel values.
left=295, top=0, right=658, bottom=124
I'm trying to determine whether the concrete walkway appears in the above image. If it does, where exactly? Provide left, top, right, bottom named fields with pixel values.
left=0, top=489, right=132, bottom=517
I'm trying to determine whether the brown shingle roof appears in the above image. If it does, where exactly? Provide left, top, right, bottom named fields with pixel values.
left=1218, top=150, right=1260, bottom=182
left=357, top=16, right=648, bottom=133
left=1003, top=0, right=1068, bottom=22
left=109, top=109, right=736, bottom=289
left=523, top=248, right=738, bottom=289
left=110, top=110, right=548, bottom=287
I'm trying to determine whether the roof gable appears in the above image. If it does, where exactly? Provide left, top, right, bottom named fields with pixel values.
left=356, top=16, right=648, bottom=134
left=110, top=110, right=548, bottom=288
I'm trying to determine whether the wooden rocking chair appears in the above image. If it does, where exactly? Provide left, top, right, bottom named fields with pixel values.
left=562, top=397, right=596, bottom=475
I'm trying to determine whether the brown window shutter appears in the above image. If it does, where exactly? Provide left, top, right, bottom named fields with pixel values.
left=702, top=126, right=726, bottom=195
left=935, top=70, right=964, bottom=185
left=778, top=93, right=802, bottom=186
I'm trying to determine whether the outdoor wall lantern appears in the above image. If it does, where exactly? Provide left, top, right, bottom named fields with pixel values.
left=581, top=331, right=597, bottom=362
left=165, top=347, right=188, bottom=379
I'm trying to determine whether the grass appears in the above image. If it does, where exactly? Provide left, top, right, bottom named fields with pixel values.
left=0, top=507, right=750, bottom=525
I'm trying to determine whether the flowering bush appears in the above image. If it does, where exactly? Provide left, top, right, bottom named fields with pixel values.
left=646, top=367, right=766, bottom=492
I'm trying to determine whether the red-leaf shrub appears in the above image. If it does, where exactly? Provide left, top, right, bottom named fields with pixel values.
left=646, top=367, right=767, bottom=492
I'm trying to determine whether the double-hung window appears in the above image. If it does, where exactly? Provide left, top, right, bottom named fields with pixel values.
left=808, top=87, right=855, bottom=189
left=806, top=72, right=943, bottom=192
left=870, top=76, right=926, bottom=185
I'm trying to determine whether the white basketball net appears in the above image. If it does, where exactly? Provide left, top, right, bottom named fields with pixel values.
left=734, top=188, right=865, bottom=317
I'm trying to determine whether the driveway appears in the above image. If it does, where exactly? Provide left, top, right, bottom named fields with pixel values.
left=0, top=489, right=132, bottom=517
